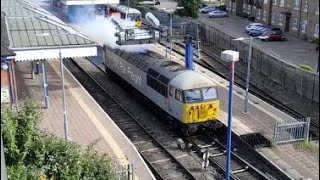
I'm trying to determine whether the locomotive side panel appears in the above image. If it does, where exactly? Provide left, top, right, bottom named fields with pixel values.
left=104, top=48, right=168, bottom=112
left=104, top=48, right=145, bottom=91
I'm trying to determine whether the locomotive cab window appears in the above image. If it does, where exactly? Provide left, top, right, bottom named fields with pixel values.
left=169, top=86, right=174, bottom=96
left=202, top=87, right=218, bottom=100
left=175, top=89, right=183, bottom=102
left=184, top=89, right=202, bottom=103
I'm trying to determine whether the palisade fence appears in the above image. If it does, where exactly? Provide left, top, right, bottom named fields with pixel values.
left=138, top=9, right=319, bottom=103
left=116, top=164, right=134, bottom=180
left=273, top=118, right=311, bottom=144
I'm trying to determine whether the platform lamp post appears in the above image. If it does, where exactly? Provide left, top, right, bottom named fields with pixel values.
left=221, top=50, right=239, bottom=180
left=233, top=36, right=257, bottom=114
left=161, top=7, right=184, bottom=60
left=35, top=32, right=75, bottom=141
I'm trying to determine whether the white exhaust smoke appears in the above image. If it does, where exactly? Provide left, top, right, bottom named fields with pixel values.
left=68, top=7, right=156, bottom=53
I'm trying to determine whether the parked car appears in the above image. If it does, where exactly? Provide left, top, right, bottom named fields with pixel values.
left=249, top=27, right=271, bottom=36
left=155, top=0, right=160, bottom=5
left=245, top=23, right=264, bottom=33
left=208, top=10, right=228, bottom=18
left=199, top=6, right=216, bottom=13
left=259, top=29, right=286, bottom=41
left=250, top=27, right=283, bottom=37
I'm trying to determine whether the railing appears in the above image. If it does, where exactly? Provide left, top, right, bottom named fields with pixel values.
left=273, top=118, right=311, bottom=144
left=116, top=164, right=134, bottom=180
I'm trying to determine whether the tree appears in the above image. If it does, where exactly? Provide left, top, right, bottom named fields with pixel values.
left=176, top=0, right=201, bottom=19
left=1, top=100, right=117, bottom=179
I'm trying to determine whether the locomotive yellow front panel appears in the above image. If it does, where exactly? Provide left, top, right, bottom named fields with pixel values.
left=183, top=100, right=219, bottom=124
left=135, top=20, right=142, bottom=27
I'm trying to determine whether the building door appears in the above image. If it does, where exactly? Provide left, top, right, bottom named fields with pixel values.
left=285, top=14, right=291, bottom=32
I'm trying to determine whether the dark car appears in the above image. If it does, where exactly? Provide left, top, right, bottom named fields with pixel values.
left=259, top=28, right=286, bottom=41
left=155, top=0, right=160, bottom=5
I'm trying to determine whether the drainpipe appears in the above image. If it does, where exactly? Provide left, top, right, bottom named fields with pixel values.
left=297, top=0, right=303, bottom=38
left=267, top=0, right=272, bottom=26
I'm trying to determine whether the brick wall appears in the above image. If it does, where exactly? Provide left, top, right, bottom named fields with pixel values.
left=1, top=61, right=17, bottom=104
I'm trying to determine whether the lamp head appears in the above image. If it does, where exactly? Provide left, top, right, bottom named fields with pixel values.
left=221, top=50, right=239, bottom=62
left=1, top=63, right=9, bottom=71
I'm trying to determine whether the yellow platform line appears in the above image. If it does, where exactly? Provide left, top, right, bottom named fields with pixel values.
left=50, top=61, right=140, bottom=180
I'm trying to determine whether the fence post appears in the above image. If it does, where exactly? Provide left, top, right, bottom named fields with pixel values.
left=273, top=122, right=277, bottom=144
left=305, top=118, right=310, bottom=141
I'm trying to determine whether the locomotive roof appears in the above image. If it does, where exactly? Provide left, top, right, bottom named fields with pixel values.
left=109, top=5, right=141, bottom=14
left=170, top=71, right=216, bottom=90
left=108, top=48, right=215, bottom=89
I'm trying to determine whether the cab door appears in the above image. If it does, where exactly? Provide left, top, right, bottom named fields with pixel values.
left=168, top=86, right=184, bottom=121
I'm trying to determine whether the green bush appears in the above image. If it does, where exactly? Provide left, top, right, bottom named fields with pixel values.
left=149, top=6, right=158, bottom=11
left=295, top=140, right=319, bottom=155
left=299, top=64, right=316, bottom=73
left=217, top=5, right=226, bottom=11
left=1, top=100, right=117, bottom=179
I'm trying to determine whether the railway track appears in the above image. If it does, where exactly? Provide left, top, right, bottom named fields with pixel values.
left=162, top=41, right=319, bottom=139
left=186, top=133, right=272, bottom=180
left=64, top=58, right=197, bottom=180
left=65, top=49, right=292, bottom=180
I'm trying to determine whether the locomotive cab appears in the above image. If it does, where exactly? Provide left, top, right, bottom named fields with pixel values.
left=167, top=71, right=220, bottom=134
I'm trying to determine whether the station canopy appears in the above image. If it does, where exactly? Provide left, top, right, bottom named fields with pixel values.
left=1, top=0, right=98, bottom=61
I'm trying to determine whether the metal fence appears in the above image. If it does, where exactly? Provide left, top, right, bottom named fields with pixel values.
left=273, top=118, right=311, bottom=144
left=116, top=164, right=134, bottom=180
left=198, top=22, right=319, bottom=103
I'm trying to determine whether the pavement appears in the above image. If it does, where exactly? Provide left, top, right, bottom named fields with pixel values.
left=14, top=60, right=155, bottom=180
left=154, top=43, right=319, bottom=180
left=200, top=14, right=319, bottom=68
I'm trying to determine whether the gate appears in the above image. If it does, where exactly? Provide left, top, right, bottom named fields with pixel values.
left=273, top=118, right=310, bottom=144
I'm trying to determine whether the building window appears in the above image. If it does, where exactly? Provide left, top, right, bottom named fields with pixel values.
left=280, top=0, right=284, bottom=7
left=264, top=0, right=268, bottom=5
left=278, top=14, right=283, bottom=26
left=263, top=11, right=267, bottom=21
left=314, top=24, right=319, bottom=37
left=317, top=3, right=319, bottom=14
left=272, top=0, right=277, bottom=5
left=294, top=0, right=300, bottom=10
left=272, top=13, right=276, bottom=23
left=303, top=0, right=308, bottom=12
left=248, top=5, right=251, bottom=14
left=301, top=20, right=307, bottom=33
left=292, top=18, right=298, bottom=30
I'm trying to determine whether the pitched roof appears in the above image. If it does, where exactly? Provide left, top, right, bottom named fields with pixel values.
left=1, top=0, right=98, bottom=61
left=1, top=11, right=15, bottom=57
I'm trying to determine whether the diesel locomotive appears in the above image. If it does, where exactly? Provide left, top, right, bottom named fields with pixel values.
left=104, top=46, right=220, bottom=135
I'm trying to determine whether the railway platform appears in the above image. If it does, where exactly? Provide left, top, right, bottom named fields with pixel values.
left=155, top=44, right=319, bottom=180
left=14, top=60, right=155, bottom=180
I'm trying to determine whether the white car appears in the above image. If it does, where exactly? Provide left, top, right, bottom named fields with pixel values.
left=245, top=23, right=264, bottom=33
left=199, top=6, right=216, bottom=13
left=208, top=10, right=228, bottom=18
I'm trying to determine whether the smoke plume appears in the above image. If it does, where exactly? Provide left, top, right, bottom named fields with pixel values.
left=68, top=6, right=156, bottom=53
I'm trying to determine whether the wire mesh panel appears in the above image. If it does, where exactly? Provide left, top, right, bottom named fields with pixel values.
left=273, top=118, right=310, bottom=144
